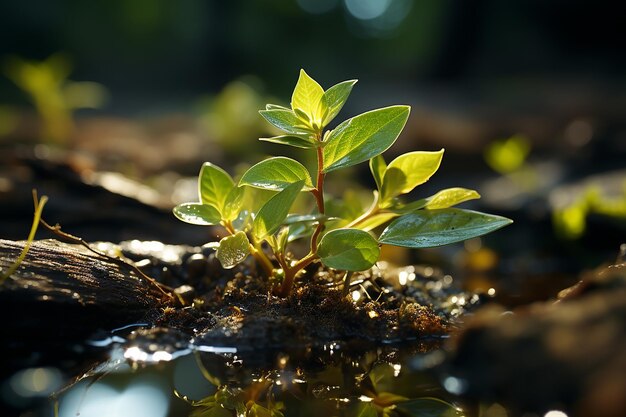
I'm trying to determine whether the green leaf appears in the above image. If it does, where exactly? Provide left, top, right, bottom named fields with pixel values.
left=244, top=188, right=275, bottom=213
left=293, top=107, right=311, bottom=124
left=354, top=212, right=398, bottom=231
left=369, top=155, right=387, bottom=191
left=291, top=69, right=324, bottom=124
left=190, top=404, right=232, bottom=417
left=376, top=392, right=409, bottom=405
left=222, top=186, right=245, bottom=221
left=391, top=199, right=428, bottom=214
left=355, top=403, right=378, bottom=417
left=271, top=227, right=290, bottom=253
left=284, top=213, right=328, bottom=224
left=284, top=214, right=329, bottom=243
left=380, top=149, right=444, bottom=203
left=320, top=79, right=357, bottom=126
left=259, top=109, right=311, bottom=135
left=252, top=180, right=304, bottom=239
left=232, top=209, right=251, bottom=231
left=287, top=222, right=314, bottom=243
left=369, top=363, right=395, bottom=389
left=239, top=157, right=314, bottom=191
left=173, top=203, right=221, bottom=225
left=396, top=397, right=464, bottom=417
left=318, top=228, right=380, bottom=271
left=215, top=387, right=245, bottom=413
left=325, top=190, right=364, bottom=222
left=265, top=103, right=289, bottom=111
left=379, top=208, right=513, bottom=248
left=323, top=106, right=410, bottom=173
left=259, top=135, right=317, bottom=149
left=199, top=162, right=234, bottom=213
left=248, top=403, right=280, bottom=417
left=424, top=187, right=480, bottom=209
left=391, top=188, right=481, bottom=215
left=216, top=231, right=250, bottom=269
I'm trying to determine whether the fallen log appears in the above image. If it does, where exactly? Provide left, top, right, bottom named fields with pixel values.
left=0, top=239, right=172, bottom=362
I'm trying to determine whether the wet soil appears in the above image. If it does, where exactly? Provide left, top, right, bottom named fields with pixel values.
left=447, top=255, right=626, bottom=417
left=0, top=237, right=474, bottom=354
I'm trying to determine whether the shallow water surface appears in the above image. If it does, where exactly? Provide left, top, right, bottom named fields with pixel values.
left=21, top=338, right=466, bottom=417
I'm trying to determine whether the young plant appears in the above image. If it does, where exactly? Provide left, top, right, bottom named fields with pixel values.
left=4, top=54, right=107, bottom=145
left=174, top=70, right=512, bottom=297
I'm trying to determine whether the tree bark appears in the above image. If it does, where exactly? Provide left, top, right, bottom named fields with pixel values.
left=0, top=239, right=171, bottom=350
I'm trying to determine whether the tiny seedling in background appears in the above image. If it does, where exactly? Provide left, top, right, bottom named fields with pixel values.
left=3, top=54, right=107, bottom=145
left=553, top=182, right=626, bottom=240
left=484, top=134, right=531, bottom=175
left=175, top=70, right=512, bottom=297
left=484, top=134, right=539, bottom=192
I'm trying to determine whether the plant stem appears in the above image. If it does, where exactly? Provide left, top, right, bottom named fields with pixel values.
left=313, top=144, right=325, bottom=214
left=1, top=191, right=47, bottom=283
left=249, top=243, right=275, bottom=277
left=342, top=271, right=354, bottom=297
left=276, top=252, right=317, bottom=297
left=223, top=220, right=237, bottom=235
left=276, top=133, right=325, bottom=297
left=279, top=192, right=386, bottom=295
left=310, top=138, right=326, bottom=251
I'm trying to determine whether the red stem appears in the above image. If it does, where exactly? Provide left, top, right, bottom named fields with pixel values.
left=276, top=135, right=326, bottom=297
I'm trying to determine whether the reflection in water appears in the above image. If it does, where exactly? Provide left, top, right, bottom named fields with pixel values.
left=442, top=376, right=468, bottom=396
left=50, top=341, right=464, bottom=417
left=544, top=412, right=568, bottom=417
left=5, top=367, right=63, bottom=409
left=123, top=346, right=190, bottom=363
left=10, top=368, right=62, bottom=398
left=59, top=374, right=170, bottom=417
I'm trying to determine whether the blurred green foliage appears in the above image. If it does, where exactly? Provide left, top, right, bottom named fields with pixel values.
left=484, top=135, right=539, bottom=193
left=0, top=105, right=18, bottom=137
left=3, top=54, right=106, bottom=145
left=484, top=135, right=531, bottom=175
left=553, top=183, right=626, bottom=240
left=197, top=79, right=269, bottom=154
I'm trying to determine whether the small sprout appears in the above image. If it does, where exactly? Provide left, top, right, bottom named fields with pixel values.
left=174, top=70, right=512, bottom=297
left=162, top=306, right=176, bottom=315
left=552, top=183, right=626, bottom=240
left=1, top=191, right=48, bottom=284
left=4, top=54, right=107, bottom=145
left=484, top=134, right=531, bottom=175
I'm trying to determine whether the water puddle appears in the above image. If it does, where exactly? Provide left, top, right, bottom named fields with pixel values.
left=9, top=332, right=467, bottom=417
left=66, top=345, right=460, bottom=417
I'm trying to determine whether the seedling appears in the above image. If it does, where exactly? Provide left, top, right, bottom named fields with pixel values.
left=174, top=70, right=512, bottom=297
left=553, top=182, right=626, bottom=240
left=4, top=54, right=107, bottom=145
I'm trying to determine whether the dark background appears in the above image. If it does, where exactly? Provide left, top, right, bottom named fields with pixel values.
left=1, top=0, right=625, bottom=268
left=1, top=0, right=624, bottom=109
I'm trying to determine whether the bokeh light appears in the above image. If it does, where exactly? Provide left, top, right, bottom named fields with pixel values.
left=59, top=376, right=170, bottom=417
